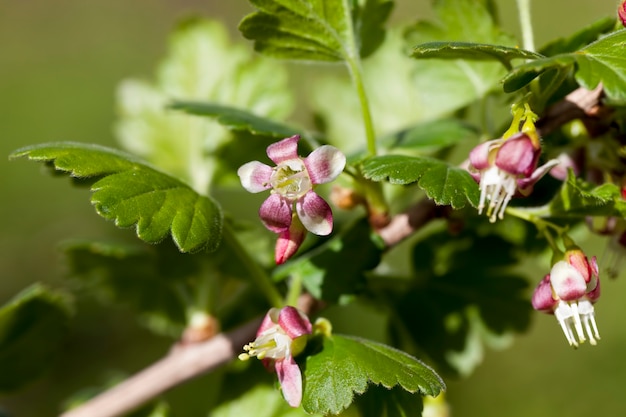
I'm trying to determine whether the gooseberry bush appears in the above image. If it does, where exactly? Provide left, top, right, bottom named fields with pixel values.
left=6, top=0, right=626, bottom=416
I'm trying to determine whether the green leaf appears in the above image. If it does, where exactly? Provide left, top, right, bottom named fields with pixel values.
left=412, top=41, right=543, bottom=67
left=274, top=219, right=384, bottom=303
left=239, top=0, right=392, bottom=62
left=549, top=170, right=626, bottom=217
left=212, top=384, right=316, bottom=417
left=355, top=384, right=424, bottom=417
left=11, top=142, right=223, bottom=253
left=302, top=334, right=445, bottom=415
left=361, top=154, right=479, bottom=209
left=380, top=118, right=479, bottom=152
left=168, top=101, right=305, bottom=139
left=503, top=30, right=626, bottom=103
left=115, top=18, right=292, bottom=190
left=0, top=284, right=72, bottom=391
left=385, top=229, right=531, bottom=376
left=539, top=16, right=617, bottom=56
left=61, top=240, right=190, bottom=336
left=356, top=0, right=394, bottom=59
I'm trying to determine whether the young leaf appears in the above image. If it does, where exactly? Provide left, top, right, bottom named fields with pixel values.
left=361, top=154, right=479, bottom=209
left=239, top=0, right=392, bottom=62
left=504, top=30, right=626, bottom=103
left=412, top=42, right=543, bottom=67
left=11, top=142, right=223, bottom=253
left=115, top=18, right=292, bottom=191
left=549, top=170, right=626, bottom=218
left=168, top=101, right=305, bottom=139
left=0, top=284, right=71, bottom=391
left=301, top=334, right=445, bottom=415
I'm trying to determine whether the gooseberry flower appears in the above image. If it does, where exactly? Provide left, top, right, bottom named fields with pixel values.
left=238, top=135, right=346, bottom=263
left=531, top=249, right=601, bottom=347
left=239, top=306, right=313, bottom=407
left=619, top=0, right=626, bottom=27
left=468, top=132, right=559, bottom=222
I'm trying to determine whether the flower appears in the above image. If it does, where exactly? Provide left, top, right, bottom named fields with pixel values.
left=239, top=306, right=313, bottom=407
left=238, top=135, right=346, bottom=263
left=531, top=249, right=601, bottom=347
left=468, top=132, right=559, bottom=222
left=620, top=0, right=626, bottom=27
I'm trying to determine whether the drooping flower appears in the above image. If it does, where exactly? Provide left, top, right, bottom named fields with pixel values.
left=531, top=249, right=601, bottom=347
left=238, top=135, right=346, bottom=263
left=239, top=306, right=313, bottom=407
left=619, top=0, right=626, bottom=27
left=468, top=132, right=559, bottom=222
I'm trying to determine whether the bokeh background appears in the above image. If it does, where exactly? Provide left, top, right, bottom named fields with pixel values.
left=0, top=0, right=623, bottom=416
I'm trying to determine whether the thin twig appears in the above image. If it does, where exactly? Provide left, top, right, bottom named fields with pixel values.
left=60, top=318, right=262, bottom=417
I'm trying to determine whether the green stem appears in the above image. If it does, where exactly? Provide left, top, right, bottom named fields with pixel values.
left=222, top=223, right=283, bottom=308
left=505, top=206, right=567, bottom=252
left=516, top=0, right=535, bottom=53
left=347, top=58, right=377, bottom=156
left=284, top=271, right=304, bottom=307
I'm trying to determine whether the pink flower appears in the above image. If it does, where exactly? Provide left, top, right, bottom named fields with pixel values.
left=468, top=132, right=559, bottom=222
left=238, top=135, right=346, bottom=263
left=531, top=249, right=601, bottom=347
left=239, top=306, right=313, bottom=407
left=619, top=0, right=626, bottom=27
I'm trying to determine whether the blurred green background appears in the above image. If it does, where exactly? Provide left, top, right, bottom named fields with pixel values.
left=1, top=0, right=623, bottom=416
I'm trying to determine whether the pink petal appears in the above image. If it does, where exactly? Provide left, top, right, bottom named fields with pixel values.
left=303, top=145, right=346, bottom=184
left=531, top=275, right=557, bottom=312
left=275, top=357, right=303, bottom=407
left=238, top=161, right=273, bottom=193
left=259, top=194, right=293, bottom=233
left=278, top=306, right=312, bottom=338
left=267, top=135, right=301, bottom=164
left=550, top=261, right=587, bottom=301
left=469, top=139, right=501, bottom=171
left=586, top=273, right=601, bottom=302
left=296, top=191, right=333, bottom=236
left=257, top=308, right=280, bottom=336
left=516, top=158, right=560, bottom=195
left=567, top=250, right=592, bottom=282
left=495, top=133, right=539, bottom=177
left=275, top=219, right=307, bottom=265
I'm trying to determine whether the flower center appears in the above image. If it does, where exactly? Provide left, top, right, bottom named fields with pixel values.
left=269, top=159, right=312, bottom=199
left=240, top=326, right=292, bottom=361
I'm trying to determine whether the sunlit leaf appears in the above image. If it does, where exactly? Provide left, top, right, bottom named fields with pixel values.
left=11, top=142, right=223, bottom=253
left=504, top=30, right=626, bottom=102
left=361, top=154, right=479, bottom=209
left=302, top=334, right=445, bottom=415
left=0, top=284, right=71, bottom=391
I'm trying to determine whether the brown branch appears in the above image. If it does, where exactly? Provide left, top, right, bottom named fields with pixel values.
left=60, top=317, right=262, bottom=417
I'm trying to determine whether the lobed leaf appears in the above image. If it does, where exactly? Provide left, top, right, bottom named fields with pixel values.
left=10, top=142, right=223, bottom=253
left=549, top=170, right=626, bottom=218
left=302, top=334, right=445, bottom=415
left=412, top=41, right=543, bottom=67
left=539, top=16, right=617, bottom=56
left=504, top=30, right=626, bottom=103
left=361, top=154, right=479, bottom=209
left=0, top=284, right=71, bottom=391
left=356, top=0, right=394, bottom=59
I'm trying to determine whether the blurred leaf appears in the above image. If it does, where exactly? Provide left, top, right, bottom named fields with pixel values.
left=62, top=240, right=190, bottom=336
left=539, top=16, right=617, bottom=56
left=361, top=154, right=479, bottom=209
left=302, top=334, right=445, bottom=415
left=380, top=118, right=479, bottom=152
left=354, top=384, right=424, bottom=417
left=11, top=142, right=223, bottom=253
left=115, top=18, right=292, bottom=190
left=412, top=41, right=542, bottom=66
left=274, top=219, right=384, bottom=303
left=549, top=170, right=626, bottom=218
left=212, top=384, right=316, bottom=417
left=356, top=0, right=394, bottom=58
left=0, top=284, right=71, bottom=391
left=385, top=229, right=531, bottom=376
left=503, top=30, right=626, bottom=103
left=239, top=0, right=392, bottom=62
left=169, top=101, right=303, bottom=139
